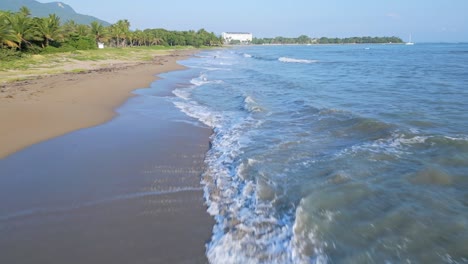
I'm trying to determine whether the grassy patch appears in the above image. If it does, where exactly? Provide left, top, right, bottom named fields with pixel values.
left=1, top=46, right=193, bottom=71
left=0, top=46, right=202, bottom=83
left=70, top=68, right=88, bottom=73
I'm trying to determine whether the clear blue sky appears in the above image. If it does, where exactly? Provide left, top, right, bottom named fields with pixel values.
left=37, top=0, right=468, bottom=42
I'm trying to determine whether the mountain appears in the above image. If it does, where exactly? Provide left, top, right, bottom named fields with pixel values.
left=0, top=0, right=111, bottom=26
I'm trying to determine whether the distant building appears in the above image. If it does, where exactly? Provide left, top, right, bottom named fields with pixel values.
left=222, top=32, right=253, bottom=44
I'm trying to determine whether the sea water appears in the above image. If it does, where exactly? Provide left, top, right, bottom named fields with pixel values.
left=169, top=44, right=468, bottom=263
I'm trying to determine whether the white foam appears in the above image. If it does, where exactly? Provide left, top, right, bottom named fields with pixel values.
left=200, top=117, right=327, bottom=263
left=393, top=135, right=428, bottom=145
left=172, top=50, right=327, bottom=263
left=190, top=73, right=224, bottom=87
left=292, top=201, right=329, bottom=264
left=243, top=95, right=265, bottom=113
left=172, top=87, right=193, bottom=100
left=173, top=101, right=221, bottom=129
left=243, top=53, right=253, bottom=58
left=279, top=57, right=319, bottom=64
left=190, top=73, right=208, bottom=86
left=191, top=66, right=225, bottom=71
left=336, top=132, right=431, bottom=159
left=444, top=135, right=468, bottom=142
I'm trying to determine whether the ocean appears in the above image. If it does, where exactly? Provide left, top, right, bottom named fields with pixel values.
left=168, top=44, right=468, bottom=263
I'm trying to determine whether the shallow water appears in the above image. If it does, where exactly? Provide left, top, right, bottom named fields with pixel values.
left=170, top=44, right=468, bottom=263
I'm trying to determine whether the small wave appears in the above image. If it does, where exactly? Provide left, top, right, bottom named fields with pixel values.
left=174, top=91, right=317, bottom=262
left=243, top=95, right=265, bottom=113
left=243, top=53, right=253, bottom=58
left=190, top=73, right=224, bottom=87
left=336, top=131, right=468, bottom=161
left=279, top=57, right=319, bottom=64
left=190, top=73, right=208, bottom=86
left=194, top=55, right=214, bottom=58
left=173, top=101, right=221, bottom=129
left=383, top=133, right=468, bottom=151
left=191, top=66, right=225, bottom=71
left=337, top=133, right=428, bottom=158
left=292, top=199, right=329, bottom=263
left=172, top=87, right=193, bottom=100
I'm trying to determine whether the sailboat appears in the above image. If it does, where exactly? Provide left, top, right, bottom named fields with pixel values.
left=406, top=34, right=414, bottom=45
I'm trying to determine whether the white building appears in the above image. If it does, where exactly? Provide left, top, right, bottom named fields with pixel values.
left=222, top=32, right=253, bottom=44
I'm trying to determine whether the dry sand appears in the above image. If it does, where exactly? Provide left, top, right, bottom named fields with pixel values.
left=0, top=50, right=193, bottom=159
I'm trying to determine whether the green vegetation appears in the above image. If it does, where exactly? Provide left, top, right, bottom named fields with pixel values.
left=252, top=35, right=404, bottom=45
left=0, top=45, right=194, bottom=69
left=0, top=7, right=223, bottom=62
left=0, top=45, right=197, bottom=82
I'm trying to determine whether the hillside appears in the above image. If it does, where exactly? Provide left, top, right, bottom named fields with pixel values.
left=0, top=0, right=111, bottom=25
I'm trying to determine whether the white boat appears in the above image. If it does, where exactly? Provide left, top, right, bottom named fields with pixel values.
left=406, top=34, right=414, bottom=45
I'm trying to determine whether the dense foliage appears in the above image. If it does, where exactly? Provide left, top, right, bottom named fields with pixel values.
left=252, top=35, right=403, bottom=45
left=0, top=7, right=223, bottom=60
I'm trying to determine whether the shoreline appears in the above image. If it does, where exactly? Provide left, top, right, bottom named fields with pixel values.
left=0, top=49, right=215, bottom=263
left=0, top=49, right=197, bottom=159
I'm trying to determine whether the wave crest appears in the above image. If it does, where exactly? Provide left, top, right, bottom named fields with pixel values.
left=279, top=57, right=319, bottom=64
left=190, top=73, right=224, bottom=86
left=244, top=95, right=265, bottom=113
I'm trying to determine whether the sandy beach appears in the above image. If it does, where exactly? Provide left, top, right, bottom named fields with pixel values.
left=0, top=50, right=193, bottom=159
left=0, top=50, right=214, bottom=263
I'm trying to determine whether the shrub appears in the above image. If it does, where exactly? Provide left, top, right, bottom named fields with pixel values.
left=63, top=36, right=97, bottom=50
left=41, top=46, right=76, bottom=54
left=0, top=48, right=23, bottom=61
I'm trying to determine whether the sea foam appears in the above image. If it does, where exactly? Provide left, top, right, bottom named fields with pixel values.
left=190, top=73, right=224, bottom=86
left=171, top=66, right=325, bottom=264
left=279, top=57, right=318, bottom=64
left=170, top=44, right=468, bottom=263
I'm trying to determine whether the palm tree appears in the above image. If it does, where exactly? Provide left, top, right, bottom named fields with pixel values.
left=75, top=24, right=90, bottom=37
left=62, top=20, right=78, bottom=38
left=111, top=19, right=130, bottom=47
left=6, top=12, right=34, bottom=50
left=109, top=24, right=120, bottom=47
left=151, top=36, right=163, bottom=46
left=132, top=29, right=143, bottom=46
left=0, top=12, right=19, bottom=49
left=34, top=14, right=62, bottom=47
left=90, top=21, right=107, bottom=44
left=19, top=6, right=31, bottom=17
left=119, top=19, right=130, bottom=45
left=127, top=31, right=135, bottom=47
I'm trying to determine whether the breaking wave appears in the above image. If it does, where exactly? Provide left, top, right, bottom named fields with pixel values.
left=279, top=57, right=319, bottom=64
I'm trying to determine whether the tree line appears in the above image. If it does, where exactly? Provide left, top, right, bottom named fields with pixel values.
left=251, top=35, right=403, bottom=45
left=0, top=6, right=223, bottom=59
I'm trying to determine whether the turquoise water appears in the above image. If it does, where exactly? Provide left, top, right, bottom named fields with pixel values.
left=171, top=44, right=468, bottom=263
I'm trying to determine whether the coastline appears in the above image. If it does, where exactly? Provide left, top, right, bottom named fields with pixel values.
left=0, top=50, right=215, bottom=263
left=0, top=49, right=195, bottom=159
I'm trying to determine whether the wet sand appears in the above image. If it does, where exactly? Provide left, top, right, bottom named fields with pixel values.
left=0, top=50, right=194, bottom=159
left=0, top=54, right=214, bottom=263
